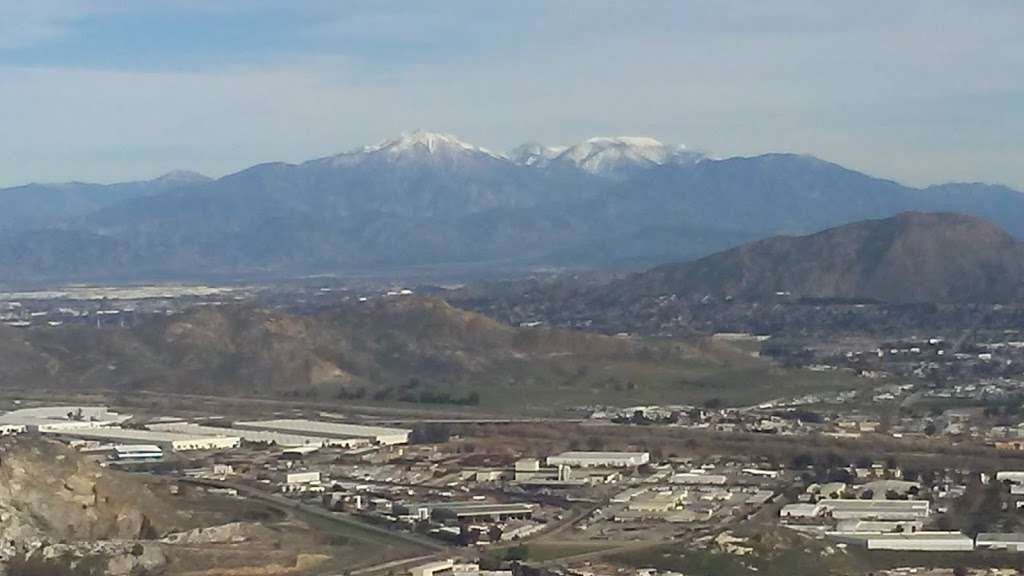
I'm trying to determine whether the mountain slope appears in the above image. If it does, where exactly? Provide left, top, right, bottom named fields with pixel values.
left=2, top=132, right=1024, bottom=283
left=0, top=171, right=210, bottom=232
left=613, top=212, right=1024, bottom=303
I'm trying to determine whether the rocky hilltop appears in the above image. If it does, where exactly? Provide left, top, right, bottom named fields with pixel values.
left=0, top=438, right=177, bottom=575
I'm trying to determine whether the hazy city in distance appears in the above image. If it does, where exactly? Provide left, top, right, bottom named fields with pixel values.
left=1, top=3, right=1024, bottom=576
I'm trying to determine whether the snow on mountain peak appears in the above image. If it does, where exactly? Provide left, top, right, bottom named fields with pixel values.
left=362, top=130, right=504, bottom=159
left=508, top=142, right=567, bottom=166
left=509, top=135, right=704, bottom=177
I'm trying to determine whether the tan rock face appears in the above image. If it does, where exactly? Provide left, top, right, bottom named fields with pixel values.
left=0, top=438, right=181, bottom=570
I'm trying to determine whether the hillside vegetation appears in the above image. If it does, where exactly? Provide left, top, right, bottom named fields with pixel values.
left=0, top=297, right=853, bottom=409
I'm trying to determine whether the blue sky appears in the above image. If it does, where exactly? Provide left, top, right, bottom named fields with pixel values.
left=1, top=1, right=1022, bottom=188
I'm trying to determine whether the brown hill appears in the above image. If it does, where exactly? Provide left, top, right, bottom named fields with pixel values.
left=613, top=212, right=1024, bottom=304
left=0, top=296, right=842, bottom=408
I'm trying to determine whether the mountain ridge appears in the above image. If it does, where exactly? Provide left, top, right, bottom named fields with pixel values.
left=1, top=132, right=1023, bottom=284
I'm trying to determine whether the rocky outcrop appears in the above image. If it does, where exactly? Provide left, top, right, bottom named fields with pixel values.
left=0, top=438, right=180, bottom=574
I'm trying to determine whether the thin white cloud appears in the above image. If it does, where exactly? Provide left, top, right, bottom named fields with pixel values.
left=0, top=1, right=1021, bottom=189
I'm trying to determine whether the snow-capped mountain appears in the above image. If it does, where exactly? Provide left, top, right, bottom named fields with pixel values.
left=508, top=142, right=567, bottom=167
left=320, top=130, right=506, bottom=169
left=4, top=128, right=1024, bottom=283
left=510, top=136, right=705, bottom=178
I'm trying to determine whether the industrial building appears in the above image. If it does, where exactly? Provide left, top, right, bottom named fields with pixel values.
left=780, top=503, right=824, bottom=519
left=545, top=451, right=650, bottom=468
left=865, top=532, right=973, bottom=551
left=976, top=533, right=1024, bottom=552
left=0, top=405, right=130, bottom=432
left=671, top=471, right=728, bottom=485
left=996, top=471, right=1024, bottom=484
left=148, top=421, right=369, bottom=448
left=46, top=427, right=241, bottom=452
left=0, top=424, right=25, bottom=436
left=113, top=445, right=164, bottom=460
left=234, top=419, right=411, bottom=445
left=396, top=501, right=535, bottom=522
left=817, top=499, right=930, bottom=520
left=409, top=560, right=512, bottom=576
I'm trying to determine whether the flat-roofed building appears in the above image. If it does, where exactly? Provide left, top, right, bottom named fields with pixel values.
left=780, top=503, right=824, bottom=518
left=671, top=472, right=728, bottom=485
left=546, top=451, right=649, bottom=468
left=996, top=471, right=1024, bottom=484
left=396, top=501, right=534, bottom=522
left=46, top=427, right=240, bottom=452
left=410, top=560, right=455, bottom=576
left=818, top=499, right=930, bottom=520
left=234, top=419, right=411, bottom=445
left=113, top=444, right=163, bottom=460
left=285, top=471, right=321, bottom=484
left=0, top=405, right=130, bottom=433
left=866, top=532, right=973, bottom=551
left=976, top=533, right=1024, bottom=552
left=148, top=422, right=368, bottom=448
left=409, top=560, right=511, bottom=576
left=0, top=424, right=26, bottom=436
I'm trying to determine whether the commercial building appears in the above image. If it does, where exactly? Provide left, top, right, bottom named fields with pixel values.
left=148, top=422, right=368, bottom=448
left=46, top=427, right=240, bottom=452
left=234, top=419, right=411, bottom=445
left=113, top=445, right=164, bottom=460
left=409, top=560, right=512, bottom=576
left=396, top=501, right=534, bottom=522
left=545, top=451, right=650, bottom=468
left=780, top=503, right=824, bottom=518
left=0, top=405, right=130, bottom=432
left=996, top=471, right=1024, bottom=484
left=976, top=533, right=1024, bottom=552
left=671, top=472, right=728, bottom=485
left=866, top=532, right=973, bottom=551
left=817, top=499, right=930, bottom=520
left=285, top=471, right=322, bottom=485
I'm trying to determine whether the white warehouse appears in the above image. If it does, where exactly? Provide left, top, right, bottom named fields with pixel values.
left=866, top=532, right=973, bottom=551
left=234, top=419, right=411, bottom=445
left=148, top=422, right=369, bottom=448
left=546, top=451, right=650, bottom=468
left=47, top=427, right=240, bottom=452
left=0, top=405, right=130, bottom=433
left=817, top=499, right=930, bottom=521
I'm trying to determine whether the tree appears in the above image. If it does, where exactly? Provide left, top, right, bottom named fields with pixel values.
left=792, top=453, right=815, bottom=469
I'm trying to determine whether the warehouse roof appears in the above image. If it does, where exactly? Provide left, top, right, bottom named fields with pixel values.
left=148, top=422, right=365, bottom=447
left=45, top=427, right=238, bottom=444
left=234, top=419, right=411, bottom=439
left=550, top=451, right=649, bottom=458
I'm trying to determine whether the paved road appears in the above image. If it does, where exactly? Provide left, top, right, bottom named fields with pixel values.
left=178, top=477, right=448, bottom=553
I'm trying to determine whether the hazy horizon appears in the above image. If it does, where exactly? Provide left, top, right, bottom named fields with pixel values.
left=1, top=1, right=1022, bottom=189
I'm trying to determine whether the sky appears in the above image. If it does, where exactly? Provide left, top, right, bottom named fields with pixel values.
left=1, top=0, right=1022, bottom=189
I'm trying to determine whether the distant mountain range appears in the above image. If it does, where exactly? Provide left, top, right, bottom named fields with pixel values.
left=601, top=212, right=1024, bottom=304
left=2, top=130, right=1023, bottom=283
